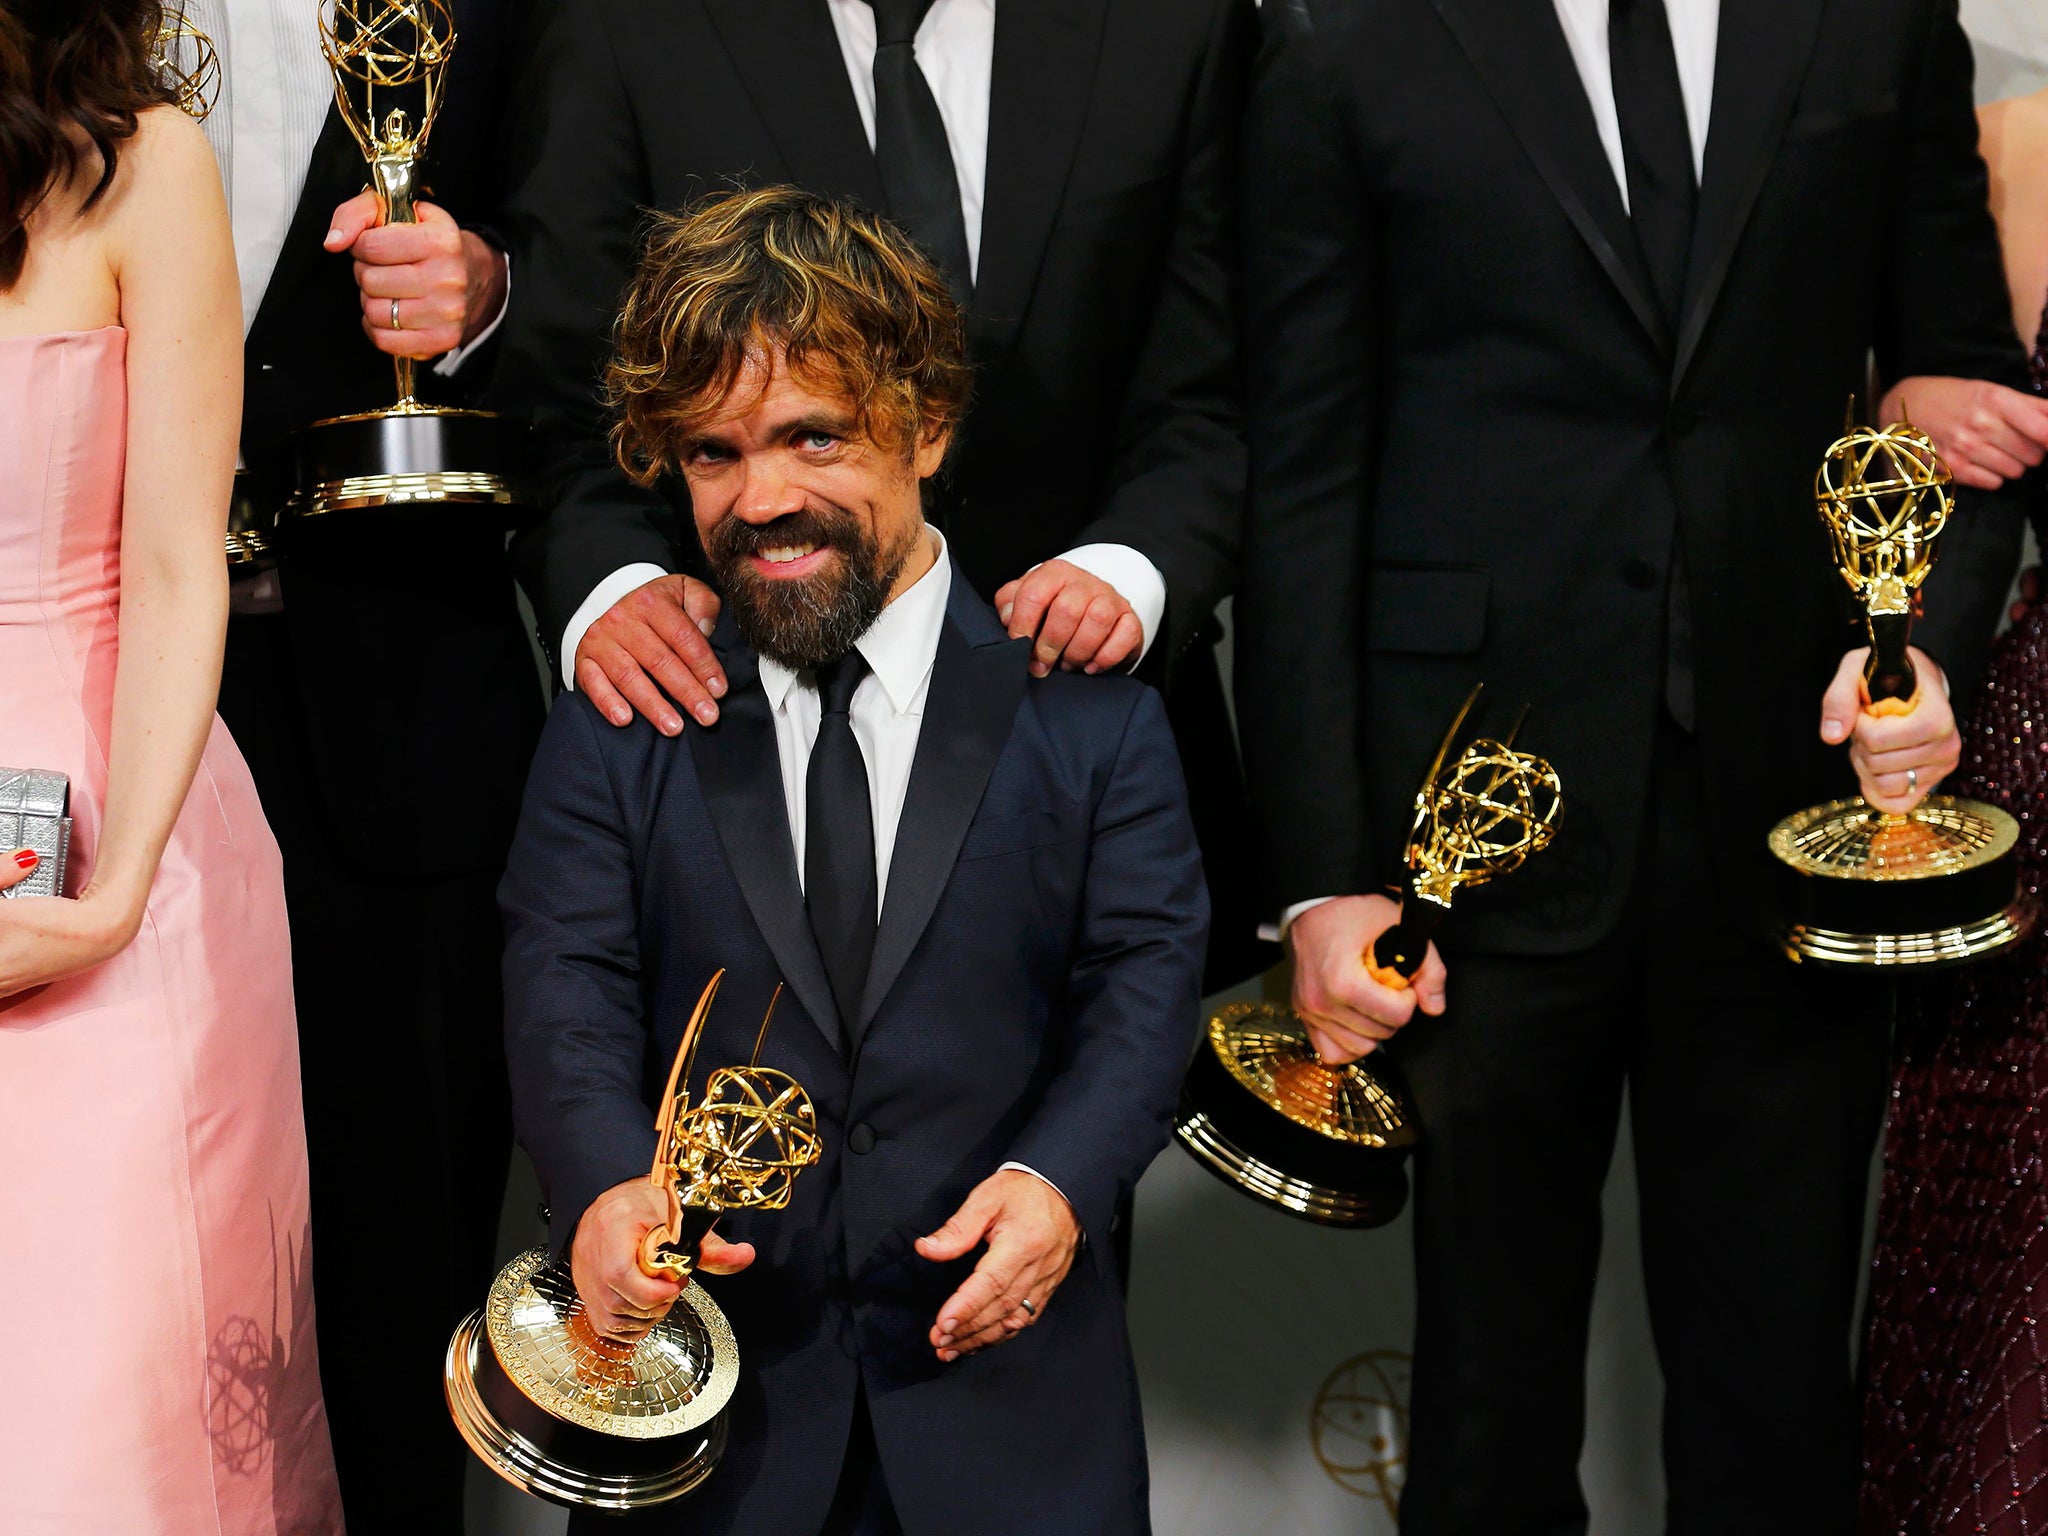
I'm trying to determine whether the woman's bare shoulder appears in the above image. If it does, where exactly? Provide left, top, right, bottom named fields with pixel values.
left=104, top=106, right=223, bottom=220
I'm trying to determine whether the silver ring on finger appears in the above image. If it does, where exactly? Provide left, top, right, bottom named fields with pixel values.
left=390, top=297, right=402, bottom=331
left=1906, top=767, right=1919, bottom=794
left=1018, top=1297, right=1036, bottom=1318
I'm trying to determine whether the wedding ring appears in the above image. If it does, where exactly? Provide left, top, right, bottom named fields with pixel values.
left=1018, top=1298, right=1036, bottom=1318
left=390, top=298, right=402, bottom=331
left=1907, top=767, right=1919, bottom=794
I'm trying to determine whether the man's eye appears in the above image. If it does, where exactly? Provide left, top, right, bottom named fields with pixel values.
left=797, top=430, right=839, bottom=451
left=686, top=443, right=734, bottom=466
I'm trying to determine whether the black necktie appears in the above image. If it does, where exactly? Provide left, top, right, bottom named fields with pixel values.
left=866, top=0, right=973, bottom=303
left=805, top=653, right=878, bottom=1040
left=1611, top=0, right=1700, bottom=730
left=1609, top=0, right=1696, bottom=330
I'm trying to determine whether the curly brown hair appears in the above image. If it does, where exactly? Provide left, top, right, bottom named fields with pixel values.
left=608, top=186, right=973, bottom=485
left=0, top=0, right=175, bottom=290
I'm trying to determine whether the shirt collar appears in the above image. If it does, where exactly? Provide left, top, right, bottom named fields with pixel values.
left=756, top=527, right=951, bottom=715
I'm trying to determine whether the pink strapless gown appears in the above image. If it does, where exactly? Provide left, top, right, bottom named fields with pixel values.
left=0, top=329, right=343, bottom=1535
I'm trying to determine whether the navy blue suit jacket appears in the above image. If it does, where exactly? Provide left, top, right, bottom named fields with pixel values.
left=500, top=565, right=1209, bottom=1535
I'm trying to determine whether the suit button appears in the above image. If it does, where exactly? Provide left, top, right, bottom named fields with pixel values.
left=1622, top=559, right=1658, bottom=590
left=847, top=1123, right=877, bottom=1155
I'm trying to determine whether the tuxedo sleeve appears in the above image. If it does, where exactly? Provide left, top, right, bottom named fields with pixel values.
left=500, top=694, right=660, bottom=1261
left=1880, top=0, right=2030, bottom=699
left=1233, top=0, right=1381, bottom=912
left=1001, top=687, right=1209, bottom=1245
left=1070, top=0, right=1253, bottom=672
left=494, top=0, right=683, bottom=666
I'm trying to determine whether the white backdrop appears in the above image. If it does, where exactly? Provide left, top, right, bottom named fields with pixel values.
left=465, top=16, right=2048, bottom=1535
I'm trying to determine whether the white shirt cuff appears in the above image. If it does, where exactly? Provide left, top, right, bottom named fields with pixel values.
left=561, top=562, right=671, bottom=690
left=432, top=249, right=511, bottom=379
left=1052, top=543, right=1168, bottom=667
left=997, top=1161, right=1071, bottom=1207
left=1257, top=895, right=1341, bottom=946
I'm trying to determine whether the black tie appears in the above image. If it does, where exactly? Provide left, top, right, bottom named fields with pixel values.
left=805, top=653, right=878, bottom=1041
left=866, top=0, right=973, bottom=303
left=1609, top=0, right=1696, bottom=330
left=1611, top=0, right=1700, bottom=730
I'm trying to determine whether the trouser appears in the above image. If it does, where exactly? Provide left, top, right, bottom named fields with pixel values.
left=820, top=1385, right=902, bottom=1536
left=220, top=614, right=514, bottom=1535
left=1395, top=719, right=1890, bottom=1536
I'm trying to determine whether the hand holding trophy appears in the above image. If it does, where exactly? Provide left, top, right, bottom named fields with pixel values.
left=285, top=0, right=530, bottom=527
left=1176, top=688, right=1562, bottom=1227
left=1769, top=406, right=2035, bottom=966
left=446, top=971, right=822, bottom=1510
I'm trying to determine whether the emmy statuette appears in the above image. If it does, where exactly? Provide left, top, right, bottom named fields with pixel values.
left=286, top=0, right=531, bottom=527
left=1176, top=687, right=1563, bottom=1227
left=1767, top=407, right=2035, bottom=966
left=446, top=971, right=822, bottom=1510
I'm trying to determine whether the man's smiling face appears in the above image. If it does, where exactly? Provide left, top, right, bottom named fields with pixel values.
left=685, top=344, right=949, bottom=670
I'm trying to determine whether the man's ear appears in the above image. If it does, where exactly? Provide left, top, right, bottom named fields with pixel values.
left=913, top=424, right=953, bottom=481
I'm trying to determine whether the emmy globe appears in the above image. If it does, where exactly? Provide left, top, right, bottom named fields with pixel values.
left=445, top=972, right=823, bottom=1510
left=1176, top=687, right=1563, bottom=1227
left=1768, top=408, right=2036, bottom=966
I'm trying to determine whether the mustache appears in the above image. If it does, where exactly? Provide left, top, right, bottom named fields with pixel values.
left=708, top=506, right=861, bottom=564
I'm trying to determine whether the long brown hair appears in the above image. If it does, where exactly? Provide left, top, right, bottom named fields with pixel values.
left=0, top=0, right=174, bottom=290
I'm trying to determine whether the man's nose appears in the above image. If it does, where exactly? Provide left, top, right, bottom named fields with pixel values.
left=735, top=457, right=806, bottom=522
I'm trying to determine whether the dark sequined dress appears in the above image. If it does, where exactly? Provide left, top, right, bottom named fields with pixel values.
left=1863, top=304, right=2048, bottom=1535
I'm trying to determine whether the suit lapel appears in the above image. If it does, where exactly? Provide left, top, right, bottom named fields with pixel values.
left=701, top=0, right=887, bottom=210
left=856, top=574, right=1031, bottom=1044
left=246, top=101, right=359, bottom=354
left=690, top=620, right=845, bottom=1053
left=1670, top=0, right=1825, bottom=392
left=972, top=0, right=1110, bottom=356
left=1429, top=0, right=1667, bottom=352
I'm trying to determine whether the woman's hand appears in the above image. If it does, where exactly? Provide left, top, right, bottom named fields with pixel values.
left=1879, top=375, right=2048, bottom=490
left=0, top=875, right=145, bottom=999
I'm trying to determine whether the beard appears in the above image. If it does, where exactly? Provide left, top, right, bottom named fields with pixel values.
left=706, top=505, right=912, bottom=672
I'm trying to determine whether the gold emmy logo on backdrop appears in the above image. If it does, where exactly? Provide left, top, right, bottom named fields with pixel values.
left=284, top=0, right=533, bottom=526
left=1767, top=404, right=2035, bottom=966
left=1311, top=1350, right=1412, bottom=1516
left=1176, top=687, right=1562, bottom=1227
left=446, top=971, right=823, bottom=1510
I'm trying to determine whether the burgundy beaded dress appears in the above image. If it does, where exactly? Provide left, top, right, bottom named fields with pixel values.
left=1862, top=302, right=2048, bottom=1536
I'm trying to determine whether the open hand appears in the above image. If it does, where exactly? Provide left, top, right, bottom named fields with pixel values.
left=995, top=560, right=1143, bottom=678
left=916, top=1170, right=1080, bottom=1362
left=576, top=575, right=728, bottom=735
left=1287, top=894, right=1446, bottom=1063
left=326, top=193, right=508, bottom=359
left=1879, top=375, right=2048, bottom=491
left=1819, top=645, right=1959, bottom=814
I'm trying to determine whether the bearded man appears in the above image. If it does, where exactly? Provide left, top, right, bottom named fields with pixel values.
left=497, top=186, right=1208, bottom=1536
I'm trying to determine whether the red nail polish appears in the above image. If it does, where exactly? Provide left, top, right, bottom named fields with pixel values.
left=13, top=849, right=35, bottom=871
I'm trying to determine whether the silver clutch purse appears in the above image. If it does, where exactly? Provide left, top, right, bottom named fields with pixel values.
left=0, top=768, right=71, bottom=899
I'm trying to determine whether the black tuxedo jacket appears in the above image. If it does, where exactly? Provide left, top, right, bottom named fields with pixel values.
left=235, top=0, right=540, bottom=877
left=1237, top=0, right=2031, bottom=950
left=500, top=569, right=1208, bottom=1536
left=492, top=0, right=1250, bottom=679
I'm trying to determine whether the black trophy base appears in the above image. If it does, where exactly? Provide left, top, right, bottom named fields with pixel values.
left=286, top=404, right=534, bottom=524
left=1770, top=796, right=2036, bottom=969
left=445, top=1311, right=728, bottom=1512
left=1174, top=1042, right=1410, bottom=1229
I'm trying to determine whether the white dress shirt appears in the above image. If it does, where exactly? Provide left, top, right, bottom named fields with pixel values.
left=1269, top=0, right=1720, bottom=943
left=755, top=528, right=1061, bottom=1198
left=560, top=0, right=1168, bottom=688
